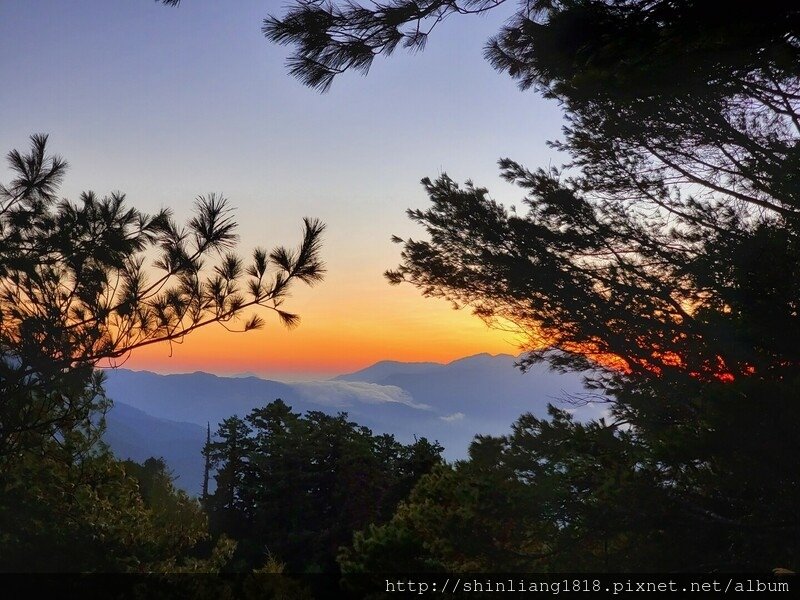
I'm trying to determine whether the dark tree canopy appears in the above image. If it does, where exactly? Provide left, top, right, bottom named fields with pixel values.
left=0, top=427, right=233, bottom=572
left=340, top=406, right=763, bottom=574
left=263, top=1, right=800, bottom=94
left=204, top=400, right=443, bottom=572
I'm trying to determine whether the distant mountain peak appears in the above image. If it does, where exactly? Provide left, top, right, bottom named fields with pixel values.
left=334, top=359, right=442, bottom=383
left=446, top=352, right=518, bottom=366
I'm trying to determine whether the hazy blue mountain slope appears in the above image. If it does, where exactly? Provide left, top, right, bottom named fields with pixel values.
left=103, top=370, right=296, bottom=427
left=103, top=401, right=207, bottom=495
left=337, top=353, right=601, bottom=453
left=333, top=360, right=442, bottom=383
left=103, top=369, right=442, bottom=436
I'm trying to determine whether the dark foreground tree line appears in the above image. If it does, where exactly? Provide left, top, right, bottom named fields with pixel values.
left=7, top=386, right=796, bottom=574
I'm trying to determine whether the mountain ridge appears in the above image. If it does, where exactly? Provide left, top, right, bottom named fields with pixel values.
left=102, top=353, right=600, bottom=494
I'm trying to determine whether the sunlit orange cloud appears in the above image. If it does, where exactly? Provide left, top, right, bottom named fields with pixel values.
left=123, top=283, right=524, bottom=380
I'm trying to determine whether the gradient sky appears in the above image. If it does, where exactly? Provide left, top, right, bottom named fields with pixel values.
left=0, top=0, right=566, bottom=379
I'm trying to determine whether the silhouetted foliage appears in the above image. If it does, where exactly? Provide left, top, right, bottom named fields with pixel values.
left=263, top=0, right=800, bottom=570
left=340, top=407, right=718, bottom=574
left=0, top=135, right=325, bottom=456
left=204, top=400, right=443, bottom=572
left=263, top=1, right=799, bottom=93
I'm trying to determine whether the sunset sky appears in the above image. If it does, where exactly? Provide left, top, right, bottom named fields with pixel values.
left=0, top=0, right=565, bottom=379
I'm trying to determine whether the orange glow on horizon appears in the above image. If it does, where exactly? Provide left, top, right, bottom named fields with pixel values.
left=122, top=284, right=526, bottom=378
left=116, top=274, right=756, bottom=384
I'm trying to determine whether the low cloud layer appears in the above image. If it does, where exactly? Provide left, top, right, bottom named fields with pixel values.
left=290, top=380, right=432, bottom=411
